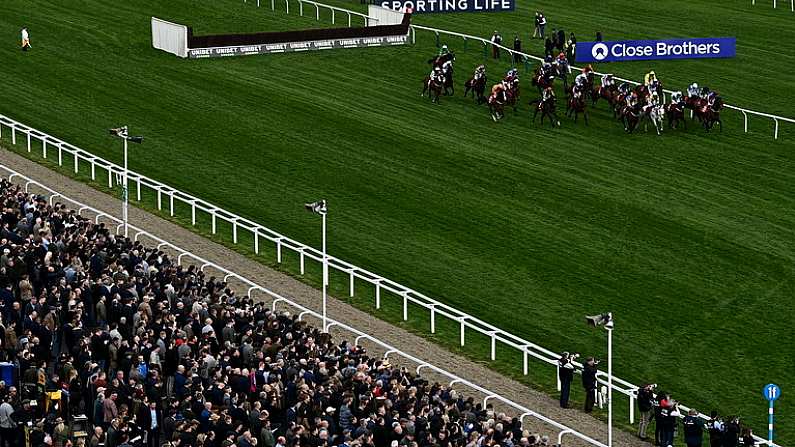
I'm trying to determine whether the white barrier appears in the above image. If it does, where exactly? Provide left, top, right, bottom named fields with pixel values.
left=151, top=17, right=188, bottom=58
left=0, top=162, right=608, bottom=447
left=752, top=0, right=795, bottom=12
left=0, top=109, right=782, bottom=447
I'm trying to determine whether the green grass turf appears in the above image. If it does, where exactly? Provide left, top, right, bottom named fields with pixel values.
left=0, top=0, right=793, bottom=442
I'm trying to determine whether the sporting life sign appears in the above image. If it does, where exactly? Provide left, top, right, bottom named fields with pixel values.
left=576, top=37, right=736, bottom=63
left=380, top=0, right=514, bottom=14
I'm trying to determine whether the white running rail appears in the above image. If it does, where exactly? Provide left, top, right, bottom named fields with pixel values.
left=751, top=0, right=795, bottom=12
left=0, top=111, right=781, bottom=447
left=0, top=162, right=607, bottom=447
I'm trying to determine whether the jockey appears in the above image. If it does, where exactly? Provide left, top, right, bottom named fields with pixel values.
left=671, top=91, right=684, bottom=105
left=618, top=83, right=630, bottom=95
left=474, top=64, right=486, bottom=79
left=644, top=70, right=657, bottom=86
left=700, top=86, right=711, bottom=100
left=542, top=86, right=555, bottom=102
left=572, top=84, right=582, bottom=99
left=505, top=68, right=518, bottom=81
left=648, top=91, right=660, bottom=106
left=438, top=45, right=449, bottom=57
left=442, top=59, right=453, bottom=74
left=687, top=82, right=700, bottom=98
left=626, top=92, right=638, bottom=108
left=601, top=74, right=614, bottom=88
left=574, top=72, right=588, bottom=88
left=431, top=66, right=445, bottom=83
left=707, top=90, right=718, bottom=106
left=582, top=64, right=594, bottom=75
left=555, top=52, right=571, bottom=74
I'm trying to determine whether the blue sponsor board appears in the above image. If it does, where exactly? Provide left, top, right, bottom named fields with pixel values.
left=576, top=37, right=736, bottom=63
left=379, top=0, right=514, bottom=14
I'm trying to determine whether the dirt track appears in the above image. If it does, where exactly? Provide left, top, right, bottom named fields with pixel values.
left=0, top=148, right=650, bottom=447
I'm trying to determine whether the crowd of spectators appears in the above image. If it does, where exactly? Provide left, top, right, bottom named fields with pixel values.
left=0, top=178, right=555, bottom=447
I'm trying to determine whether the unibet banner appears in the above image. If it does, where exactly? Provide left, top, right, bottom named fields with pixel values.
left=188, top=35, right=408, bottom=58
left=380, top=0, right=514, bottom=14
left=576, top=37, right=736, bottom=63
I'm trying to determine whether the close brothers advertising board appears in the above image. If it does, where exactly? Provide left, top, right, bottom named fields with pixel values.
left=576, top=37, right=736, bottom=63
left=380, top=0, right=514, bottom=14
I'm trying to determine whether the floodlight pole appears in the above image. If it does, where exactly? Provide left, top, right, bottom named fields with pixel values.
left=123, top=136, right=129, bottom=238
left=607, top=322, right=613, bottom=447
left=321, top=207, right=327, bottom=333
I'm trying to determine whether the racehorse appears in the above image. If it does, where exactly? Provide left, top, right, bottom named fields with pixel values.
left=464, top=72, right=487, bottom=104
left=566, top=88, right=589, bottom=125
left=488, top=88, right=508, bottom=122
left=428, top=53, right=456, bottom=95
left=701, top=95, right=723, bottom=132
left=592, top=83, right=617, bottom=107
left=505, top=78, right=520, bottom=113
left=620, top=104, right=642, bottom=133
left=641, top=103, right=665, bottom=135
left=532, top=68, right=554, bottom=94
left=530, top=95, right=561, bottom=127
left=553, top=63, right=569, bottom=91
left=664, top=102, right=686, bottom=130
left=421, top=73, right=445, bottom=103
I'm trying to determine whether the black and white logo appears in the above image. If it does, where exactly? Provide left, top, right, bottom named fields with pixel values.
left=591, top=43, right=608, bottom=61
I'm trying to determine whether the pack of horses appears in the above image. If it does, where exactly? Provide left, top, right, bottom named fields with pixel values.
left=422, top=55, right=724, bottom=135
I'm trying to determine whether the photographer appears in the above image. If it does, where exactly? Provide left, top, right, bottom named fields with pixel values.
left=658, top=395, right=681, bottom=447
left=581, top=357, right=598, bottom=413
left=636, top=383, right=656, bottom=441
left=558, top=352, right=577, bottom=408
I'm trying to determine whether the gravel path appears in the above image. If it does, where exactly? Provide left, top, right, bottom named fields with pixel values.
left=0, top=148, right=650, bottom=447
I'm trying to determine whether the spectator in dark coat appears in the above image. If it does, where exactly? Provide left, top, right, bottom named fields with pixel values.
left=557, top=29, right=565, bottom=51
left=491, top=31, right=502, bottom=59
left=513, top=35, right=522, bottom=63
left=581, top=357, right=598, bottom=413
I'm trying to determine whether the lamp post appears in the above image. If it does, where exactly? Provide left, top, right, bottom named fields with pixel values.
left=586, top=312, right=614, bottom=447
left=304, top=199, right=328, bottom=332
left=109, top=126, right=143, bottom=238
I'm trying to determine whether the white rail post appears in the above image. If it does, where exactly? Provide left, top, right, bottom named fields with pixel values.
left=169, top=193, right=174, bottom=216
left=331, top=9, right=335, bottom=24
left=316, top=4, right=320, bottom=20
left=271, top=0, right=275, bottom=9
left=629, top=394, right=635, bottom=424
left=191, top=203, right=196, bottom=225
left=157, top=190, right=162, bottom=210
left=375, top=282, right=381, bottom=309
left=137, top=178, right=141, bottom=201
left=254, top=230, right=259, bottom=254
left=74, top=154, right=78, bottom=173
left=107, top=167, right=112, bottom=188
left=42, top=140, right=47, bottom=158
left=276, top=240, right=282, bottom=262
left=91, top=160, right=96, bottom=180
left=430, top=305, right=435, bottom=333
left=299, top=1, right=303, bottom=15
left=349, top=272, right=354, bottom=296
left=742, top=111, right=748, bottom=133
left=58, top=144, right=63, bottom=166
left=347, top=12, right=351, bottom=27
left=774, top=118, right=779, bottom=139
left=285, top=0, right=289, bottom=14
left=523, top=349, right=528, bottom=375
left=459, top=318, right=465, bottom=346
left=26, top=133, right=31, bottom=152
left=402, top=293, right=408, bottom=321
left=556, top=365, right=561, bottom=391
left=299, top=251, right=305, bottom=273
left=211, top=211, right=217, bottom=234
left=11, top=127, right=15, bottom=145
left=233, top=220, right=238, bottom=244
left=490, top=333, right=496, bottom=360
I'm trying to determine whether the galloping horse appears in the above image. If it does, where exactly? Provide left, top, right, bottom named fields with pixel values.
left=464, top=70, right=487, bottom=104
left=530, top=95, right=560, bottom=127
left=620, top=103, right=642, bottom=133
left=505, top=78, right=521, bottom=113
left=566, top=87, right=589, bottom=125
left=422, top=73, right=445, bottom=103
left=488, top=88, right=508, bottom=121
left=665, top=102, right=686, bottom=130
left=532, top=68, right=555, bottom=94
left=641, top=103, right=665, bottom=135
left=428, top=53, right=456, bottom=95
left=701, top=95, right=724, bottom=131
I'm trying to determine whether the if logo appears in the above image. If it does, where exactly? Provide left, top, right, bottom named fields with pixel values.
left=592, top=43, right=608, bottom=61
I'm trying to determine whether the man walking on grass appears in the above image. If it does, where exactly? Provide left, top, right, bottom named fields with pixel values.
left=21, top=27, right=31, bottom=51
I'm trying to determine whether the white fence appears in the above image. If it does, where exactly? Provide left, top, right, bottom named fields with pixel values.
left=0, top=110, right=782, bottom=447
left=246, top=0, right=378, bottom=26
left=151, top=17, right=189, bottom=58
left=752, top=0, right=795, bottom=12
left=0, top=162, right=608, bottom=447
